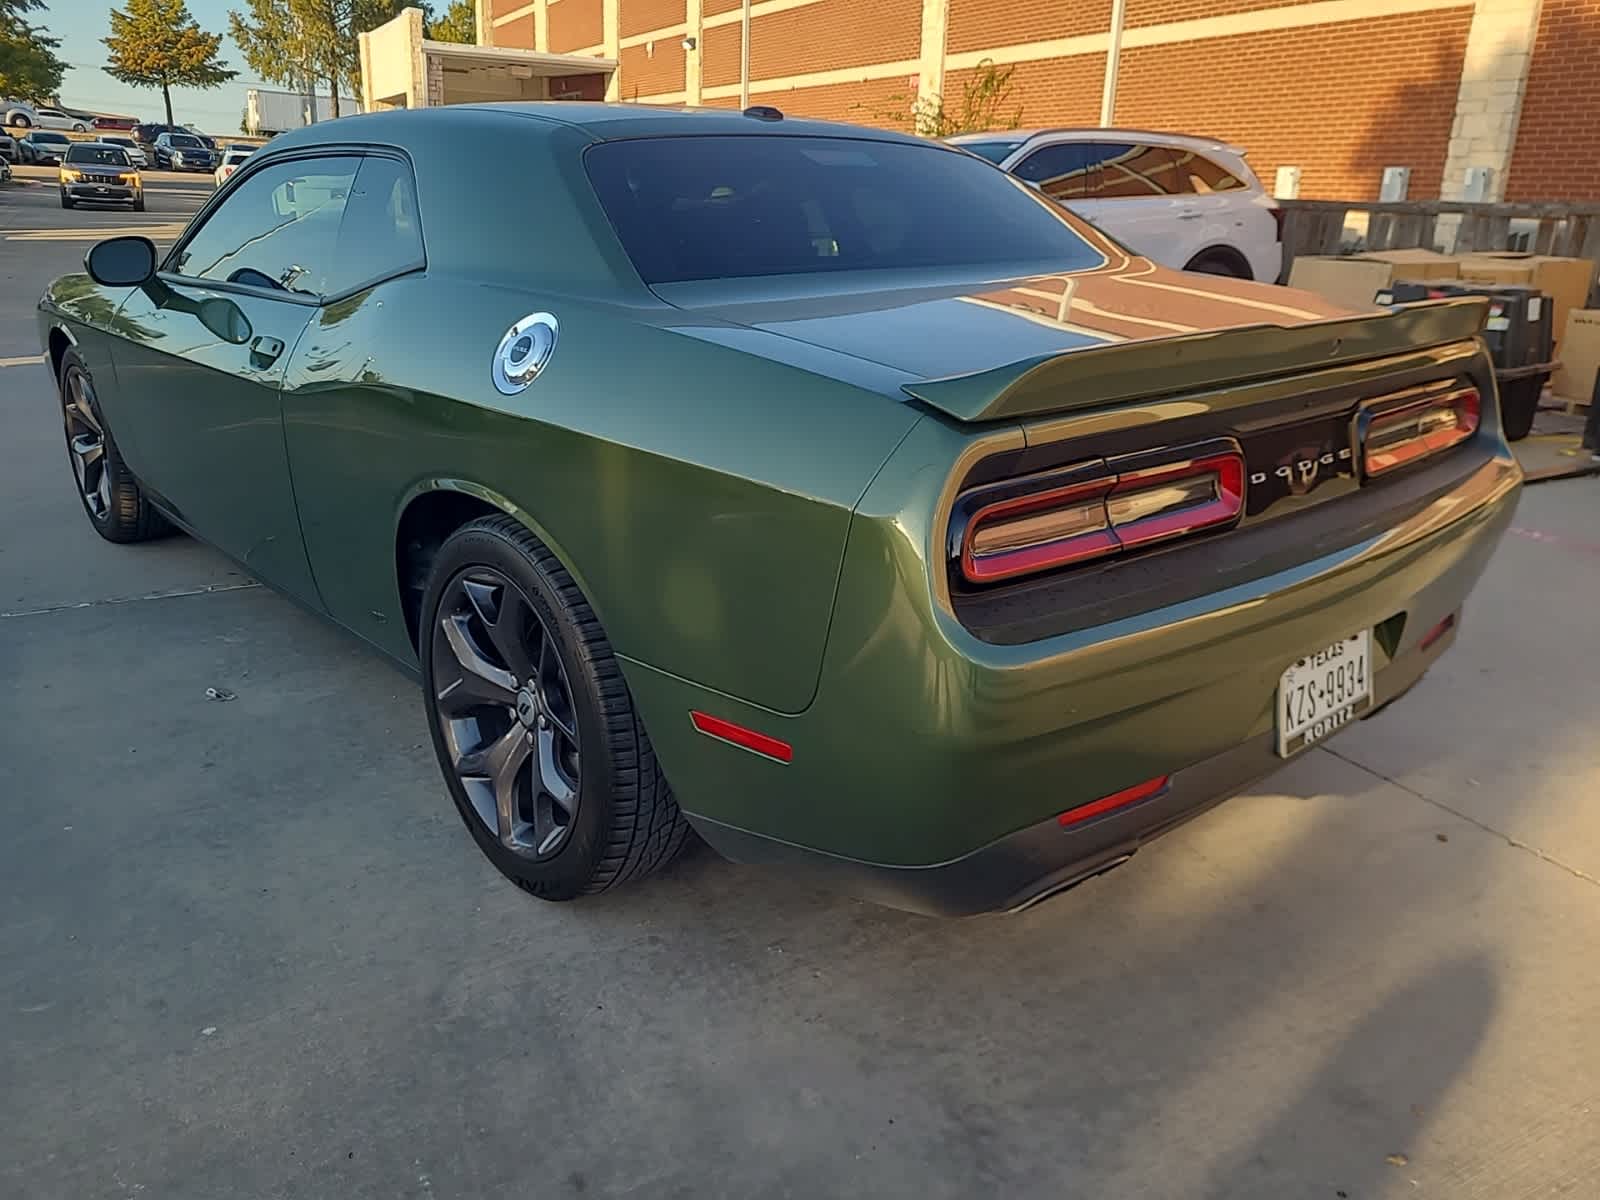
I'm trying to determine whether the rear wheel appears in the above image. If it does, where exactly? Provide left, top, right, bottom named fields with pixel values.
left=1185, top=250, right=1251, bottom=279
left=420, top=515, right=690, bottom=901
left=57, top=351, right=171, bottom=542
left=1499, top=376, right=1542, bottom=442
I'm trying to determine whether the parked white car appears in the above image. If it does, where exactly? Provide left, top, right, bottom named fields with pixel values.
left=3, top=99, right=39, bottom=128
left=948, top=128, right=1284, bottom=284
left=214, top=145, right=254, bottom=187
left=31, top=105, right=91, bottom=132
left=98, top=135, right=148, bottom=168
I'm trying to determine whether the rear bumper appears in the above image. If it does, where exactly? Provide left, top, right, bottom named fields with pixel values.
left=627, top=437, right=1520, bottom=913
left=691, top=618, right=1449, bottom=916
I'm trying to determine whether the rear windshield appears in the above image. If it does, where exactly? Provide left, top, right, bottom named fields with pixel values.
left=35, top=132, right=69, bottom=144
left=170, top=134, right=202, bottom=147
left=584, top=135, right=1102, bottom=285
left=66, top=145, right=130, bottom=166
left=103, top=137, right=133, bottom=146
left=957, top=139, right=1025, bottom=164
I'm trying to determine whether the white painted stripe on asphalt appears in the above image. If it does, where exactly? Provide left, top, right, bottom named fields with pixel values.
left=0, top=354, right=44, bottom=367
left=2, top=223, right=188, bottom=241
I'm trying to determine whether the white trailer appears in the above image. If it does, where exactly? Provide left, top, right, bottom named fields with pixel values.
left=245, top=88, right=360, bottom=135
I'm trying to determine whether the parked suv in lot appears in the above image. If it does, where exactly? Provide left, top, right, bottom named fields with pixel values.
left=949, top=128, right=1283, bottom=284
left=151, top=131, right=216, bottom=171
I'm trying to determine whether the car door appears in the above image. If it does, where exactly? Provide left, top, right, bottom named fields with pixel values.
left=110, top=152, right=365, bottom=606
left=36, top=107, right=69, bottom=130
left=1078, top=142, right=1196, bottom=268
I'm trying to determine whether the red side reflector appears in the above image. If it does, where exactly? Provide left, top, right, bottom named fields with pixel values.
left=1419, top=612, right=1456, bottom=652
left=1057, top=775, right=1170, bottom=828
left=690, top=711, right=793, bottom=763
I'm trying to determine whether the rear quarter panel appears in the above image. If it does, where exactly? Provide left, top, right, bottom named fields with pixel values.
left=280, top=274, right=920, bottom=714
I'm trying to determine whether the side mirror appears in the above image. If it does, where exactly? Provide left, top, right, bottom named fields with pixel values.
left=84, top=236, right=157, bottom=287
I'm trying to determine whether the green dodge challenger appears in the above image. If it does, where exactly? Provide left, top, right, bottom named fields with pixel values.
left=38, top=104, right=1520, bottom=915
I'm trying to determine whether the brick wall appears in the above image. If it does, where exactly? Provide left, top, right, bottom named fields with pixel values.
left=622, top=0, right=684, bottom=39
left=549, top=0, right=604, bottom=52
left=469, top=0, right=1600, bottom=203
left=1115, top=9, right=1473, bottom=199
left=1505, top=0, right=1600, bottom=200
left=947, top=0, right=1105, bottom=56
left=620, top=39, right=687, bottom=98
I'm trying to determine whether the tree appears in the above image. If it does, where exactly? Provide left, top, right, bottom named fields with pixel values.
left=427, top=0, right=473, bottom=44
left=0, top=0, right=67, bottom=101
left=230, top=0, right=407, bottom=121
left=104, top=0, right=236, bottom=127
left=856, top=60, right=1023, bottom=139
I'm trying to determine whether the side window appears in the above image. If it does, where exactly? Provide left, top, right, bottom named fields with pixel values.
left=1013, top=143, right=1099, bottom=201
left=1090, top=143, right=1189, bottom=198
left=326, top=155, right=425, bottom=295
left=1181, top=153, right=1246, bottom=193
left=169, top=155, right=361, bottom=298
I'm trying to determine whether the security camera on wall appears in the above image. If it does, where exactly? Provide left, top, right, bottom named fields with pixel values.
left=682, top=36, right=697, bottom=51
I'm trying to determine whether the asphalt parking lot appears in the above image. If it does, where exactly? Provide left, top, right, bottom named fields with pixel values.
left=3, top=164, right=1600, bottom=1200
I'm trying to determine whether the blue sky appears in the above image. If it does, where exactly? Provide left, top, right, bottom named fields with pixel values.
left=53, top=0, right=282, bottom=134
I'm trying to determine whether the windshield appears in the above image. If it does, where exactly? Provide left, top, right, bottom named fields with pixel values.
left=170, top=134, right=201, bottom=148
left=66, top=145, right=131, bottom=167
left=957, top=140, right=1026, bottom=164
left=585, top=135, right=1102, bottom=285
left=35, top=132, right=68, bottom=144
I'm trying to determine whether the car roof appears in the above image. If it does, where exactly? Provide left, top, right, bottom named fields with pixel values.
left=272, top=101, right=932, bottom=151
left=948, top=127, right=1246, bottom=157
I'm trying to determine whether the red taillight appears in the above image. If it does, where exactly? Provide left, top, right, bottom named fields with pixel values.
left=690, top=711, right=793, bottom=763
left=1362, top=386, right=1480, bottom=478
left=1419, top=612, right=1456, bottom=651
left=959, top=448, right=1245, bottom=584
left=1058, top=775, right=1170, bottom=827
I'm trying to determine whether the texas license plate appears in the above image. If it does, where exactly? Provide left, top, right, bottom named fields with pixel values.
left=1277, top=630, right=1372, bottom=757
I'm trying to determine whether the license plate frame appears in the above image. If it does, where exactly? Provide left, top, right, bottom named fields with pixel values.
left=1276, top=630, right=1373, bottom=757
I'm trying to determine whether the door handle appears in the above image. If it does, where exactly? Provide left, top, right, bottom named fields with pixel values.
left=1177, top=209, right=1203, bottom=220
left=249, top=335, right=285, bottom=368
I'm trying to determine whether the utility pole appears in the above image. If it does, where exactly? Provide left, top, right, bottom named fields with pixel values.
left=1099, top=0, right=1126, bottom=127
left=739, top=0, right=751, bottom=109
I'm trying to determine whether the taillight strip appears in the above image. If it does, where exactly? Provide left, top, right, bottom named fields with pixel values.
left=1361, top=385, right=1480, bottom=478
left=958, top=446, right=1246, bottom=585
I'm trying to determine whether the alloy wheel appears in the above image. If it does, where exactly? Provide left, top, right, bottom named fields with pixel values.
left=431, top=567, right=582, bottom=858
left=62, top=370, right=110, bottom=520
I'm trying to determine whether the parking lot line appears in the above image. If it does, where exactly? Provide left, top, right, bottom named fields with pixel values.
left=0, top=354, right=44, bottom=367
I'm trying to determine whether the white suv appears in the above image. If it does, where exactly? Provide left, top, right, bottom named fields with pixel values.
left=949, top=128, right=1283, bottom=284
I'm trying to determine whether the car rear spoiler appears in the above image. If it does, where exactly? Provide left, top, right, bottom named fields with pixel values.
left=899, top=298, right=1488, bottom=424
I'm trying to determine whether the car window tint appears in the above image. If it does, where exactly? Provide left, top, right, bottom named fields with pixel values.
left=170, top=156, right=360, bottom=298
left=66, top=146, right=130, bottom=167
left=1013, top=142, right=1101, bottom=201
left=1091, top=143, right=1188, bottom=197
left=585, top=135, right=1102, bottom=285
left=170, top=134, right=201, bottom=148
left=1180, top=152, right=1246, bottom=193
left=327, top=155, right=424, bottom=294
left=959, top=139, right=1025, bottom=164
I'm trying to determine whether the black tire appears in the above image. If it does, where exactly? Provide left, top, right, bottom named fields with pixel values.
left=59, top=191, right=72, bottom=209
left=1499, top=376, right=1541, bottom=442
left=57, top=351, right=172, bottom=542
left=12, top=114, right=30, bottom=128
left=1185, top=250, right=1251, bottom=279
left=420, top=514, right=690, bottom=901
left=132, top=195, right=145, bottom=212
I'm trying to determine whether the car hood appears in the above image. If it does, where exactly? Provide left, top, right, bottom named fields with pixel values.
left=655, top=248, right=1487, bottom=422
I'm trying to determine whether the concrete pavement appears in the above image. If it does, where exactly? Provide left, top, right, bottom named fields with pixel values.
left=2, top=171, right=1599, bottom=1199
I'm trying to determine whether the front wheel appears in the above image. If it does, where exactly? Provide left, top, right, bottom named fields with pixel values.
left=11, top=114, right=30, bottom=128
left=132, top=195, right=145, bottom=212
left=57, top=352, right=172, bottom=542
left=420, top=515, right=690, bottom=901
left=59, top=191, right=72, bottom=209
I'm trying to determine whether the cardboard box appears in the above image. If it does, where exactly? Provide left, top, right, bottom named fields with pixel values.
left=1457, top=258, right=1537, bottom=286
left=1552, top=308, right=1600, bottom=407
left=1287, top=251, right=1460, bottom=309
left=1466, top=254, right=1596, bottom=346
